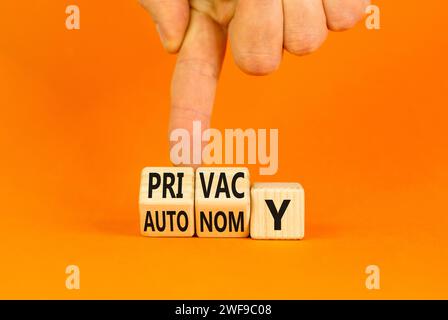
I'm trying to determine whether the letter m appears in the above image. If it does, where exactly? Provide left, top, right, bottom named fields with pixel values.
left=229, top=211, right=244, bottom=232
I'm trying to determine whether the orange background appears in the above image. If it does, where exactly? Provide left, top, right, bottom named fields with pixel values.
left=1, top=0, right=447, bottom=299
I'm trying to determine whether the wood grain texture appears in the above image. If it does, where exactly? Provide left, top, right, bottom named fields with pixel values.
left=139, top=167, right=195, bottom=237
left=250, top=183, right=305, bottom=240
left=195, top=167, right=250, bottom=237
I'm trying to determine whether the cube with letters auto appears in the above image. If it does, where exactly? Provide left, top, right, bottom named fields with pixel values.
left=139, top=167, right=195, bottom=237
left=250, top=183, right=305, bottom=240
left=195, top=167, right=251, bottom=237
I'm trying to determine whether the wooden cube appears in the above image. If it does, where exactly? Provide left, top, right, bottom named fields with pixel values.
left=139, top=167, right=195, bottom=237
left=195, top=167, right=250, bottom=237
left=250, top=183, right=305, bottom=240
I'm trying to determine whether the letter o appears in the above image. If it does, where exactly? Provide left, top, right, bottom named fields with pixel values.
left=214, top=211, right=227, bottom=232
left=177, top=211, right=188, bottom=232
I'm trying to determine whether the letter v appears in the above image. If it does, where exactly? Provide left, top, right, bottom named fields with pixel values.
left=200, top=172, right=214, bottom=198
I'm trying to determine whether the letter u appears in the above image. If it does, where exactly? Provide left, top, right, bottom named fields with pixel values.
left=155, top=211, right=166, bottom=231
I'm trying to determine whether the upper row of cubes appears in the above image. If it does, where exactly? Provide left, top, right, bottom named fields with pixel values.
left=139, top=167, right=304, bottom=240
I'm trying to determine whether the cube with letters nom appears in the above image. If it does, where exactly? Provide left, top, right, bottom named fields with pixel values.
left=195, top=167, right=250, bottom=237
left=139, top=167, right=195, bottom=237
left=250, top=183, right=305, bottom=240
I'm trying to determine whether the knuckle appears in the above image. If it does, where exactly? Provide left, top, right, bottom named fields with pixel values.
left=170, top=105, right=211, bottom=123
left=176, top=58, right=220, bottom=80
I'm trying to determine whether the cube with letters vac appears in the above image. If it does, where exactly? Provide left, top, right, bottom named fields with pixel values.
left=195, top=167, right=251, bottom=237
left=139, top=167, right=195, bottom=237
left=250, top=183, right=305, bottom=240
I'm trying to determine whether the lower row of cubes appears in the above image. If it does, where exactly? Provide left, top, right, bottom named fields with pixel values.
left=139, top=167, right=304, bottom=240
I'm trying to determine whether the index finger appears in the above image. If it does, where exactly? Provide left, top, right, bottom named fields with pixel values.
left=169, top=10, right=227, bottom=166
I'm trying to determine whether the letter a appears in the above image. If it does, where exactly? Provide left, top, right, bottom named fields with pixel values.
left=365, top=265, right=380, bottom=290
left=365, top=5, right=381, bottom=30
left=66, top=5, right=80, bottom=30
left=66, top=264, right=80, bottom=290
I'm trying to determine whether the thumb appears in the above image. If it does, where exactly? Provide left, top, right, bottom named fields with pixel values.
left=169, top=10, right=227, bottom=166
left=139, top=0, right=190, bottom=53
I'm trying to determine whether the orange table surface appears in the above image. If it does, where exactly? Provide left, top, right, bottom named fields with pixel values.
left=0, top=1, right=447, bottom=299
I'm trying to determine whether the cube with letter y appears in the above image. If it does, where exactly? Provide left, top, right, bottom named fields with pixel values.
left=139, top=167, right=195, bottom=237
left=195, top=167, right=251, bottom=237
left=250, top=183, right=305, bottom=240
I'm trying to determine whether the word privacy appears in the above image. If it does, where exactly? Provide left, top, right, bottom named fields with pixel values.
left=170, top=121, right=279, bottom=175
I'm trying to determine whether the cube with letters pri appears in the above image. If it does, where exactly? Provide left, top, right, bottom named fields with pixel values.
left=139, top=167, right=195, bottom=237
left=250, top=183, right=305, bottom=240
left=195, top=167, right=251, bottom=237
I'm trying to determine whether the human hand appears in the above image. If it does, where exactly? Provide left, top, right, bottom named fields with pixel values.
left=140, top=0, right=369, bottom=150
